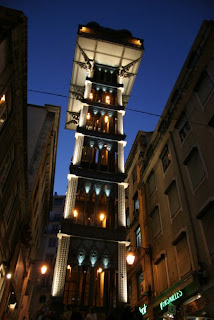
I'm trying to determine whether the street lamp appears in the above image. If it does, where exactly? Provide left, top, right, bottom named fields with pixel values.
left=40, top=265, right=48, bottom=275
left=126, top=245, right=152, bottom=265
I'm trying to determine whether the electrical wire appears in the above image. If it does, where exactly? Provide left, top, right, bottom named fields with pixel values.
left=0, top=84, right=212, bottom=128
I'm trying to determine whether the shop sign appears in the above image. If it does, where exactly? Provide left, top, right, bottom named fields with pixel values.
left=159, top=290, right=183, bottom=310
left=139, top=304, right=147, bottom=316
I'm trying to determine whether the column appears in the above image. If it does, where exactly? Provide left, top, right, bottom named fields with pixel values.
left=118, top=141, right=126, bottom=173
left=118, top=242, right=127, bottom=303
left=64, top=174, right=78, bottom=219
left=117, top=111, right=125, bottom=135
left=73, top=132, right=84, bottom=165
left=84, top=80, right=92, bottom=99
left=51, top=234, right=70, bottom=297
left=118, top=183, right=126, bottom=227
left=117, top=87, right=123, bottom=106
left=79, top=105, right=88, bottom=127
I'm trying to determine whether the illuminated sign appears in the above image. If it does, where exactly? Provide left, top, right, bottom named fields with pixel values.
left=139, top=304, right=147, bottom=316
left=160, top=290, right=183, bottom=310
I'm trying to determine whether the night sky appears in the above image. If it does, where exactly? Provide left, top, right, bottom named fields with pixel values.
left=2, top=0, right=214, bottom=195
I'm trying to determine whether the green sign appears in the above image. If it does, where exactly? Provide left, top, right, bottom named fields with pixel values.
left=139, top=304, right=147, bottom=316
left=160, top=290, right=183, bottom=310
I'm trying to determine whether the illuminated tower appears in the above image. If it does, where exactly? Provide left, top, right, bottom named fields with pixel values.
left=52, top=23, right=143, bottom=311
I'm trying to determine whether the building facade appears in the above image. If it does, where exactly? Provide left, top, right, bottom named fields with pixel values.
left=30, top=194, right=65, bottom=319
left=52, top=23, right=143, bottom=316
left=126, top=20, right=214, bottom=319
left=0, top=7, right=28, bottom=319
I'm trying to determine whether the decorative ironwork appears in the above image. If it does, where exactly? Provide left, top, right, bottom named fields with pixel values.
left=69, top=84, right=84, bottom=101
left=118, top=57, right=142, bottom=78
left=76, top=43, right=93, bottom=71
left=66, top=111, right=80, bottom=126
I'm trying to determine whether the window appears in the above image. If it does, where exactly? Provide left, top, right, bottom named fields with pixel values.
left=135, top=225, right=141, bottom=247
left=195, top=71, right=214, bottom=105
left=147, top=171, right=156, bottom=195
left=136, top=268, right=144, bottom=300
left=132, top=166, right=137, bottom=184
left=0, top=143, right=15, bottom=191
left=184, top=147, right=205, bottom=189
left=160, top=145, right=171, bottom=173
left=0, top=88, right=12, bottom=130
left=165, top=180, right=180, bottom=217
left=48, top=238, right=57, bottom=247
left=133, top=191, right=139, bottom=215
left=126, top=207, right=130, bottom=228
left=175, top=113, right=191, bottom=142
left=53, top=198, right=64, bottom=206
left=155, top=254, right=168, bottom=293
left=197, top=201, right=214, bottom=256
left=151, top=206, right=161, bottom=239
left=51, top=224, right=59, bottom=234
left=4, top=183, right=18, bottom=224
left=173, top=232, right=192, bottom=278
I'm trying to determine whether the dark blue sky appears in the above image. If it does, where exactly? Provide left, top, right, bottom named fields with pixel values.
left=2, top=0, right=214, bottom=194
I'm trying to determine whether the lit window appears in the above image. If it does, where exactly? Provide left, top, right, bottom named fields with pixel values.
left=0, top=94, right=7, bottom=128
left=160, top=145, right=171, bottom=173
left=175, top=113, right=191, bottom=143
left=105, top=95, right=110, bottom=104
left=87, top=113, right=91, bottom=120
left=89, top=93, right=93, bottom=100
left=165, top=180, right=180, bottom=218
left=195, top=71, right=214, bottom=105
left=184, top=147, right=205, bottom=189
left=104, top=115, right=109, bottom=123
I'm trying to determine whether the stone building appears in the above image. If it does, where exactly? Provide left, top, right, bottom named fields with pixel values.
left=29, top=194, right=65, bottom=319
left=51, top=22, right=143, bottom=317
left=0, top=7, right=28, bottom=319
left=0, top=6, right=61, bottom=319
left=126, top=20, right=214, bottom=319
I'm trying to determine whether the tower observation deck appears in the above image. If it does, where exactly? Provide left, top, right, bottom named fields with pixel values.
left=52, top=22, right=143, bottom=313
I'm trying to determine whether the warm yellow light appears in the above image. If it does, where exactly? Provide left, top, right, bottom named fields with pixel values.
left=0, top=94, right=5, bottom=102
left=105, top=96, right=110, bottom=104
left=97, top=267, right=103, bottom=273
left=73, top=210, right=78, bottom=218
left=104, top=115, right=109, bottom=123
left=6, top=273, right=12, bottom=279
left=89, top=93, right=93, bottom=100
left=41, top=265, right=47, bottom=275
left=126, top=251, right=135, bottom=265
left=67, top=265, right=71, bottom=270
left=100, top=213, right=105, bottom=221
left=87, top=113, right=91, bottom=120
left=80, top=27, right=90, bottom=33
left=132, top=39, right=142, bottom=46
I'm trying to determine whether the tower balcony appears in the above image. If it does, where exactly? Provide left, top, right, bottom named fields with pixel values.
left=77, top=126, right=126, bottom=141
left=61, top=219, right=126, bottom=242
left=69, top=164, right=126, bottom=183
left=83, top=98, right=125, bottom=112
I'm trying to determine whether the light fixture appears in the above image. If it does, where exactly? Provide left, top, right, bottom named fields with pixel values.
left=41, top=265, right=47, bottom=275
left=97, top=267, right=103, bottom=273
left=67, top=265, right=71, bottom=270
left=104, top=115, right=109, bottom=123
left=126, top=250, right=135, bottom=265
left=6, top=273, right=12, bottom=279
left=87, top=113, right=91, bottom=120
left=73, top=209, right=78, bottom=218
left=0, top=94, right=5, bottom=102
left=105, top=95, right=110, bottom=104
left=100, top=213, right=105, bottom=222
left=89, top=93, right=93, bottom=100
